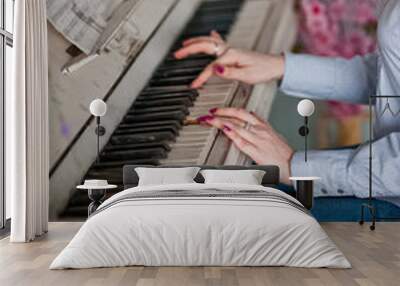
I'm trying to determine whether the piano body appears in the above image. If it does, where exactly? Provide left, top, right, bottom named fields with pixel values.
left=48, top=0, right=297, bottom=219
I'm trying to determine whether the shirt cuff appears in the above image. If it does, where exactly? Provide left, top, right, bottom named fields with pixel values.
left=290, top=149, right=354, bottom=197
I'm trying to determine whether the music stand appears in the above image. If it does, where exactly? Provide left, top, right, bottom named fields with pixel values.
left=359, top=95, right=400, bottom=231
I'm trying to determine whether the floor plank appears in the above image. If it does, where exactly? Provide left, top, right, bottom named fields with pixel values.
left=0, top=222, right=398, bottom=286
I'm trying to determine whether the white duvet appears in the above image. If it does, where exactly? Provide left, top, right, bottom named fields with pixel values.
left=50, top=183, right=351, bottom=269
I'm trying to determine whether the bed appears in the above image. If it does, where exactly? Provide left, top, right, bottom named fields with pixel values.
left=50, top=165, right=350, bottom=269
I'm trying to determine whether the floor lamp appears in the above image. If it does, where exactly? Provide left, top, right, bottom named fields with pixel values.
left=359, top=95, right=400, bottom=231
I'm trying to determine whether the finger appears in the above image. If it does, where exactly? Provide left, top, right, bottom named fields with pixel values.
left=223, top=121, right=262, bottom=146
left=213, top=65, right=249, bottom=81
left=174, top=42, right=216, bottom=59
left=212, top=107, right=264, bottom=125
left=248, top=111, right=274, bottom=132
left=222, top=128, right=259, bottom=159
left=192, top=62, right=241, bottom=88
left=190, top=52, right=241, bottom=88
left=204, top=116, right=245, bottom=129
left=249, top=111, right=265, bottom=123
left=210, top=30, right=223, bottom=41
left=191, top=63, right=214, bottom=88
left=183, top=36, right=216, bottom=46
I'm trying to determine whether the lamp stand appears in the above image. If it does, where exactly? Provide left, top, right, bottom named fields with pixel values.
left=359, top=96, right=376, bottom=230
left=94, top=117, right=106, bottom=164
left=298, top=116, right=309, bottom=162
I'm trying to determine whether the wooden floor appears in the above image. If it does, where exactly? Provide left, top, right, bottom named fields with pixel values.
left=0, top=222, right=399, bottom=286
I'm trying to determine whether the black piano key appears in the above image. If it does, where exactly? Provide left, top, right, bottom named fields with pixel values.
left=163, top=54, right=213, bottom=62
left=100, top=147, right=168, bottom=161
left=114, top=124, right=179, bottom=136
left=154, top=67, right=204, bottom=79
left=141, top=86, right=198, bottom=92
left=183, top=29, right=231, bottom=39
left=133, top=97, right=193, bottom=108
left=118, top=120, right=182, bottom=130
left=123, top=110, right=186, bottom=123
left=104, top=142, right=171, bottom=152
left=184, top=21, right=233, bottom=33
left=128, top=105, right=189, bottom=116
left=199, top=1, right=243, bottom=9
left=149, top=76, right=197, bottom=87
left=110, top=131, right=176, bottom=145
left=157, top=58, right=212, bottom=70
left=92, top=159, right=160, bottom=169
left=138, top=90, right=198, bottom=100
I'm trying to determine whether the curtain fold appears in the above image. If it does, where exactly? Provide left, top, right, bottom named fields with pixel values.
left=8, top=0, right=49, bottom=242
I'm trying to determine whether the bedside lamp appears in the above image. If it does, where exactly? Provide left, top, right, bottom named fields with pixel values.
left=89, top=99, right=107, bottom=164
left=297, top=99, right=315, bottom=162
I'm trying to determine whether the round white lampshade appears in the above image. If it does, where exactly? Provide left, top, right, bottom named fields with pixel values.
left=89, top=99, right=107, bottom=117
left=297, top=99, right=315, bottom=117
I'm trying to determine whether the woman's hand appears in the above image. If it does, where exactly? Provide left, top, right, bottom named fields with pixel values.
left=174, top=31, right=285, bottom=88
left=197, top=108, right=294, bottom=184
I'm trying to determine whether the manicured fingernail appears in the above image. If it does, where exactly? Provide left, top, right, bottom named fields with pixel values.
left=197, top=115, right=214, bottom=122
left=213, top=64, right=224, bottom=74
left=223, top=125, right=232, bottom=132
left=209, top=108, right=218, bottom=114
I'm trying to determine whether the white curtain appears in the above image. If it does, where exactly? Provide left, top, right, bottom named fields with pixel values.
left=8, top=0, right=49, bottom=242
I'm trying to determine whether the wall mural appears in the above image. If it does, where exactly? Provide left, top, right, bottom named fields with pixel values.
left=47, top=0, right=400, bottom=223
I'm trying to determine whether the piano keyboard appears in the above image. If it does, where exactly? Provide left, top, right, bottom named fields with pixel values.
left=63, top=0, right=296, bottom=217
left=64, top=0, right=245, bottom=216
left=161, top=0, right=285, bottom=165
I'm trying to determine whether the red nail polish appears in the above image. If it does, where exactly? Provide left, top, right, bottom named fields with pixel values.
left=213, top=65, right=224, bottom=74
left=197, top=115, right=214, bottom=122
left=205, top=115, right=214, bottom=121
left=223, top=125, right=232, bottom=132
left=209, top=108, right=218, bottom=114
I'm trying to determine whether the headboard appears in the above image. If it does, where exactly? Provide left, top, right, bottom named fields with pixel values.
left=123, top=165, right=280, bottom=189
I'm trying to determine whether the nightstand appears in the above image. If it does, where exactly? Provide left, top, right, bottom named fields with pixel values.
left=77, top=180, right=117, bottom=216
left=289, top=177, right=321, bottom=210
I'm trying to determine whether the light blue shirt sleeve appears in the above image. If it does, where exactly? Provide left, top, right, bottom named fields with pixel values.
left=280, top=52, right=378, bottom=104
left=291, top=133, right=400, bottom=198
left=281, top=1, right=400, bottom=201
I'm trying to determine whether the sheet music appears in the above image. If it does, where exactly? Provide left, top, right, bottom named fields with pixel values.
left=47, top=0, right=133, bottom=54
left=47, top=0, right=175, bottom=59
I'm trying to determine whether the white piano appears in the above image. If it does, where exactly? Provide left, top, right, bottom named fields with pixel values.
left=47, top=0, right=297, bottom=219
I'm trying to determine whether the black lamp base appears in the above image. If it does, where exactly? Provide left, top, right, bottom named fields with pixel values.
left=359, top=202, right=376, bottom=231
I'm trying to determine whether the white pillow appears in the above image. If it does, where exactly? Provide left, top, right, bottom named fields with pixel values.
left=135, top=167, right=200, bottom=186
left=200, top=169, right=266, bottom=185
